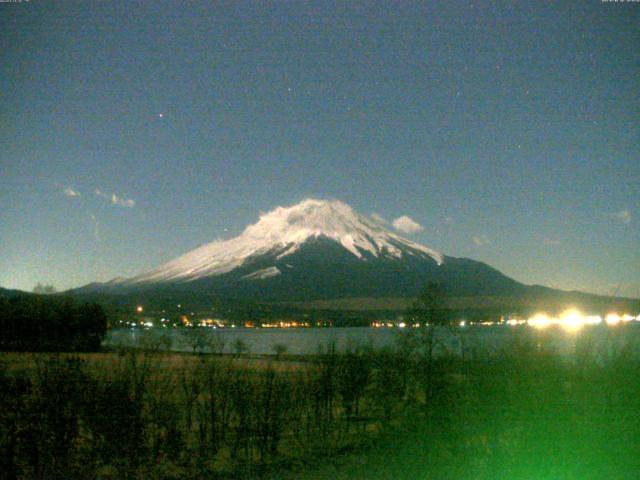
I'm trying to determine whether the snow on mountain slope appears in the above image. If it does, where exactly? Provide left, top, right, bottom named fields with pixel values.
left=241, top=266, right=281, bottom=281
left=124, top=199, right=443, bottom=285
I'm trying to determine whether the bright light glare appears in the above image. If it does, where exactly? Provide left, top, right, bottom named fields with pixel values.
left=584, top=315, right=602, bottom=325
left=506, top=319, right=525, bottom=326
left=528, top=313, right=551, bottom=329
left=525, top=310, right=605, bottom=332
left=559, top=309, right=584, bottom=331
left=606, top=313, right=621, bottom=325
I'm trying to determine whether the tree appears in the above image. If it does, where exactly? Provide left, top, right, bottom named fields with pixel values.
left=33, top=283, right=57, bottom=294
left=233, top=339, right=249, bottom=357
left=0, top=295, right=107, bottom=352
left=74, top=302, right=108, bottom=351
left=409, top=282, right=449, bottom=358
left=337, top=350, right=370, bottom=424
left=206, top=329, right=227, bottom=355
left=410, top=282, right=447, bottom=325
left=407, top=282, right=450, bottom=407
left=180, top=326, right=209, bottom=355
left=272, top=343, right=287, bottom=359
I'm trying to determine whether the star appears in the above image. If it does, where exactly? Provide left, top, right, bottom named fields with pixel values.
left=158, top=113, right=164, bottom=118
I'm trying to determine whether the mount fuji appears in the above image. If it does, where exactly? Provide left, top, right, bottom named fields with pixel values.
left=72, top=199, right=635, bottom=313
left=75, top=199, right=526, bottom=300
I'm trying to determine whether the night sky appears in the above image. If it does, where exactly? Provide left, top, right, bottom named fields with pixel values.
left=1, top=1, right=638, bottom=297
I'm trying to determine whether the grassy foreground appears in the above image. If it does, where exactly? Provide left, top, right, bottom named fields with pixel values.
left=1, top=327, right=640, bottom=479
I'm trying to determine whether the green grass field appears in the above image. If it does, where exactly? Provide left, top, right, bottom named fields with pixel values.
left=2, top=327, right=640, bottom=479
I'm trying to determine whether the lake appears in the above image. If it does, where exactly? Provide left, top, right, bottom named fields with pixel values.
left=104, top=323, right=640, bottom=358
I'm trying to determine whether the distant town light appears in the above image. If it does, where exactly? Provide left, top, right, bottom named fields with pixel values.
left=584, top=315, right=602, bottom=325
left=136, top=305, right=143, bottom=313
left=528, top=313, right=551, bottom=329
left=559, top=309, right=584, bottom=332
left=606, top=313, right=621, bottom=325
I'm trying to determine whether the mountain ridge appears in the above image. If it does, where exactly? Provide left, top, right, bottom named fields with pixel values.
left=69, top=199, right=638, bottom=313
left=118, top=198, right=442, bottom=286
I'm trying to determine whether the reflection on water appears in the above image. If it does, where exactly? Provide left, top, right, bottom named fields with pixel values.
left=104, top=323, right=640, bottom=358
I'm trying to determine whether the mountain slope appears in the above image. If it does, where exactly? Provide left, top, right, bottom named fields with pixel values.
left=123, top=199, right=443, bottom=286
left=70, top=199, right=635, bottom=312
left=72, top=199, right=526, bottom=302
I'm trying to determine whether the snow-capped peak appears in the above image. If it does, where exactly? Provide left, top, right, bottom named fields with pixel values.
left=126, top=198, right=443, bottom=284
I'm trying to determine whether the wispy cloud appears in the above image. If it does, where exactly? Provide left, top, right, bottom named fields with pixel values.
left=543, top=238, right=561, bottom=246
left=89, top=213, right=101, bottom=241
left=95, top=188, right=135, bottom=208
left=111, top=194, right=135, bottom=208
left=614, top=209, right=631, bottom=224
left=63, top=187, right=81, bottom=198
left=371, top=213, right=388, bottom=225
left=472, top=234, right=489, bottom=246
left=392, top=215, right=424, bottom=234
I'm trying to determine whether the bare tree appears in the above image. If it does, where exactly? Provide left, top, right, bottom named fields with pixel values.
left=408, top=282, right=449, bottom=407
left=180, top=327, right=209, bottom=355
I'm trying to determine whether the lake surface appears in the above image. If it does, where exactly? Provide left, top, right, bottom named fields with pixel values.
left=104, top=323, right=640, bottom=358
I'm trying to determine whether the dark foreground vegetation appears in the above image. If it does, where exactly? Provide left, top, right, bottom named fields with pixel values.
left=2, top=327, right=640, bottom=479
left=0, top=294, right=107, bottom=352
